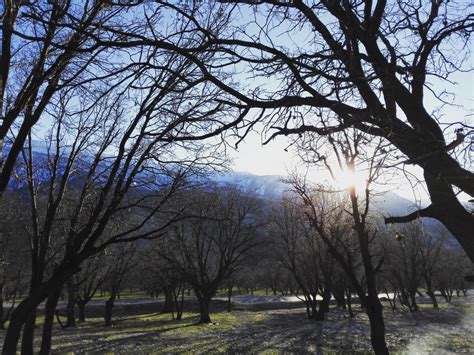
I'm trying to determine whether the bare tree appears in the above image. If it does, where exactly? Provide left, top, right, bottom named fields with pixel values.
left=74, top=254, right=109, bottom=323
left=380, top=223, right=426, bottom=311
left=135, top=1, right=474, bottom=260
left=288, top=129, right=390, bottom=354
left=140, top=244, right=187, bottom=319
left=103, top=243, right=137, bottom=327
left=270, top=197, right=336, bottom=320
left=157, top=185, right=263, bottom=323
left=2, top=44, right=230, bottom=353
left=0, top=194, right=29, bottom=329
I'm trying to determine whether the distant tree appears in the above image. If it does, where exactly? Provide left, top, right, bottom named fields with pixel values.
left=103, top=243, right=137, bottom=327
left=0, top=194, right=29, bottom=329
left=75, top=254, right=109, bottom=322
left=380, top=223, right=425, bottom=311
left=270, top=197, right=336, bottom=320
left=436, top=246, right=472, bottom=303
left=140, top=245, right=187, bottom=319
left=289, top=129, right=390, bottom=354
left=157, top=186, right=263, bottom=323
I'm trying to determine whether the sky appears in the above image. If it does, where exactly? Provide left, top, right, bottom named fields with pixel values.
left=228, top=65, right=473, bottom=202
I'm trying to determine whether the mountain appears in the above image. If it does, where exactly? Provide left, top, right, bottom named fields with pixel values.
left=6, top=144, right=460, bottom=249
left=210, top=171, right=288, bottom=199
left=212, top=171, right=461, bottom=249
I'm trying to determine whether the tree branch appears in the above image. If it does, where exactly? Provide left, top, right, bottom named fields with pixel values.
left=384, top=205, right=435, bottom=224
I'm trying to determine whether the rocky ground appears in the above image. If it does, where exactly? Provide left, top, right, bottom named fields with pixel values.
left=0, top=293, right=472, bottom=354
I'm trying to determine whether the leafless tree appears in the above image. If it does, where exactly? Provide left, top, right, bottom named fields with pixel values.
left=380, top=222, right=426, bottom=311
left=103, top=243, right=137, bottom=327
left=269, top=197, right=336, bottom=320
left=133, top=0, right=474, bottom=260
left=74, top=254, right=109, bottom=323
left=2, top=44, right=230, bottom=353
left=0, top=193, right=29, bottom=329
left=288, top=128, right=390, bottom=354
left=156, top=185, right=264, bottom=323
left=140, top=244, right=187, bottom=319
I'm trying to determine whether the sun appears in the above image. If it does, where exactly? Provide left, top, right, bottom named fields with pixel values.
left=332, top=167, right=368, bottom=192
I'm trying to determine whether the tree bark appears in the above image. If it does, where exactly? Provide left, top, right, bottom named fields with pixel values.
left=39, top=287, right=62, bottom=355
left=197, top=297, right=211, bottom=324
left=65, top=278, right=76, bottom=327
left=77, top=301, right=86, bottom=322
left=21, top=311, right=36, bottom=355
left=161, top=289, right=174, bottom=314
left=227, top=285, right=233, bottom=312
left=319, top=288, right=331, bottom=314
left=0, top=284, right=4, bottom=330
left=2, top=263, right=79, bottom=354
left=426, top=291, right=439, bottom=309
left=104, top=294, right=116, bottom=327
left=386, top=172, right=474, bottom=262
left=366, top=299, right=389, bottom=355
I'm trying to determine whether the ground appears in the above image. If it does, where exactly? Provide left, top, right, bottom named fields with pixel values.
left=0, top=293, right=473, bottom=354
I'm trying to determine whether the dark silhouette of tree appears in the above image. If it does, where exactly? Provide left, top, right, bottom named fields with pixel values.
left=288, top=130, right=390, bottom=354
left=156, top=186, right=263, bottom=323
left=122, top=0, right=473, bottom=260
left=103, top=243, right=137, bottom=327
left=2, top=45, right=229, bottom=353
left=269, top=197, right=336, bottom=320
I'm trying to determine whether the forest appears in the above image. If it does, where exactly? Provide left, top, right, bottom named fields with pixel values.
left=0, top=1, right=473, bottom=354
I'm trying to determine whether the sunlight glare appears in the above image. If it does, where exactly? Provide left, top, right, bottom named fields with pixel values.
left=333, top=168, right=368, bottom=192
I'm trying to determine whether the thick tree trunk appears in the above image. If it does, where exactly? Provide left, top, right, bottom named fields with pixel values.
left=21, top=311, right=36, bottom=355
left=409, top=292, right=418, bottom=312
left=0, top=286, right=4, bottom=330
left=387, top=172, right=474, bottom=262
left=2, top=264, right=79, bottom=354
left=197, top=298, right=211, bottom=324
left=426, top=290, right=439, bottom=309
left=65, top=279, right=76, bottom=327
left=319, top=288, right=331, bottom=315
left=366, top=299, right=389, bottom=355
left=39, top=287, right=62, bottom=355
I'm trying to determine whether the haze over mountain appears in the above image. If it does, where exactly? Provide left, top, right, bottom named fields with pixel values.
left=8, top=143, right=461, bottom=249
left=212, top=170, right=461, bottom=249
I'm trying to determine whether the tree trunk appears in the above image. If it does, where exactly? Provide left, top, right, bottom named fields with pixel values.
left=65, top=278, right=76, bottom=327
left=0, top=285, right=4, bottom=330
left=426, top=291, right=439, bottom=309
left=198, top=297, right=211, bottom=324
left=104, top=294, right=116, bottom=327
left=39, top=287, right=61, bottom=355
left=366, top=299, right=389, bottom=355
left=161, top=289, right=174, bottom=314
left=77, top=301, right=86, bottom=322
left=2, top=264, right=79, bottom=354
left=319, top=288, right=331, bottom=315
left=409, top=292, right=418, bottom=312
left=227, top=285, right=233, bottom=312
left=425, top=173, right=474, bottom=262
left=346, top=290, right=354, bottom=318
left=21, top=311, right=36, bottom=355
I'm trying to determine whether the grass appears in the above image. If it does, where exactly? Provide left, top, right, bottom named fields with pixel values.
left=2, top=292, right=472, bottom=354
